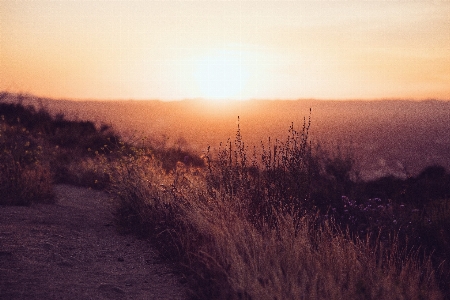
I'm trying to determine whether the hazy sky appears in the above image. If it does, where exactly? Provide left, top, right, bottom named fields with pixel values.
left=1, top=0, right=449, bottom=101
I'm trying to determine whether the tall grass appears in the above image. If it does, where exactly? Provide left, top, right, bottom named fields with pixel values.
left=107, top=116, right=444, bottom=299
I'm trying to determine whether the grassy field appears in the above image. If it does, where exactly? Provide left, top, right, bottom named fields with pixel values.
left=1, top=92, right=449, bottom=299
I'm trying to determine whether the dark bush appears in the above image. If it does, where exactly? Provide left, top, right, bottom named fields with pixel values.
left=0, top=121, right=54, bottom=205
left=153, top=147, right=205, bottom=172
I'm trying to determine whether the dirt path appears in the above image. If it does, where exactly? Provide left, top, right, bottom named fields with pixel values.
left=0, top=185, right=188, bottom=300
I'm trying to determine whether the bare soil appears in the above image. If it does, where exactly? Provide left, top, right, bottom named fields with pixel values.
left=0, top=184, right=188, bottom=300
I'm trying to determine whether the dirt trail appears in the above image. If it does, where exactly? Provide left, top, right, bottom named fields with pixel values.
left=0, top=185, right=188, bottom=300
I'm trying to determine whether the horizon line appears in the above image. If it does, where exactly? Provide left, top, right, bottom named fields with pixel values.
left=1, top=91, right=449, bottom=103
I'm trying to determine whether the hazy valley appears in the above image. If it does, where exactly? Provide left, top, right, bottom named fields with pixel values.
left=11, top=94, right=450, bottom=180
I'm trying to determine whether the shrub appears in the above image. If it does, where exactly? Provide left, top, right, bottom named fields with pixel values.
left=0, top=97, right=124, bottom=189
left=152, top=147, right=205, bottom=172
left=52, top=155, right=110, bottom=189
left=0, top=120, right=54, bottom=205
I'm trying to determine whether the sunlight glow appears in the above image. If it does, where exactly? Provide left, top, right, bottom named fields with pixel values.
left=193, top=49, right=250, bottom=102
left=1, top=1, right=449, bottom=100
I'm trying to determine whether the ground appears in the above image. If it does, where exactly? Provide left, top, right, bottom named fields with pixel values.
left=0, top=185, right=188, bottom=300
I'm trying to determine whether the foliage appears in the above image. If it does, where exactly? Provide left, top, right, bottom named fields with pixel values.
left=0, top=118, right=54, bottom=205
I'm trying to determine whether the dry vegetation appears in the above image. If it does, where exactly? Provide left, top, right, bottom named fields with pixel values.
left=1, top=92, right=449, bottom=299
left=105, top=118, right=448, bottom=299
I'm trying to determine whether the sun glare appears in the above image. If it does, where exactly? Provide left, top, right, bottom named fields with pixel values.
left=194, top=49, right=250, bottom=103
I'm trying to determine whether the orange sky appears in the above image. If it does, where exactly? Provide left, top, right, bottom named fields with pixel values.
left=1, top=1, right=449, bottom=101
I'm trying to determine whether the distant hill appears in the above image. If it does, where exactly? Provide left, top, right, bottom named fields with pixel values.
left=3, top=93, right=449, bottom=180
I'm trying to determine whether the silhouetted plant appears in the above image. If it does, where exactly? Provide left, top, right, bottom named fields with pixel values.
left=205, top=113, right=316, bottom=229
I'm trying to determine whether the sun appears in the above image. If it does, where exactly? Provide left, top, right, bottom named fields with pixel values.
left=193, top=49, right=250, bottom=102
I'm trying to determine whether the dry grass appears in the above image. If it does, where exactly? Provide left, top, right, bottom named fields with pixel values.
left=107, top=150, right=443, bottom=299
